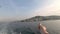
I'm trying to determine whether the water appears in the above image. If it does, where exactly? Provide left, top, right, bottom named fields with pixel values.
left=0, top=20, right=60, bottom=34
left=40, top=20, right=60, bottom=34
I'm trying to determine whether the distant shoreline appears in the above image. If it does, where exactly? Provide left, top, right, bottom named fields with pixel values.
left=20, top=16, right=60, bottom=22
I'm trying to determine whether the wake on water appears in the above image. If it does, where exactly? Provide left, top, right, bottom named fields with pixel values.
left=1, top=20, right=60, bottom=34
left=0, top=22, right=17, bottom=34
left=0, top=22, right=40, bottom=34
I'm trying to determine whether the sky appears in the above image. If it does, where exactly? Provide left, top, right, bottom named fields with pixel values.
left=0, top=0, right=60, bottom=21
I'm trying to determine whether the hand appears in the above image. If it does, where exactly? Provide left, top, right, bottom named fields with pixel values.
left=38, top=23, right=49, bottom=34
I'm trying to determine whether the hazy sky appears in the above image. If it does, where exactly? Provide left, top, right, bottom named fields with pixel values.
left=0, top=0, right=60, bottom=21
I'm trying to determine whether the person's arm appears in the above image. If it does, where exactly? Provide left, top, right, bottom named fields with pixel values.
left=38, top=24, right=49, bottom=34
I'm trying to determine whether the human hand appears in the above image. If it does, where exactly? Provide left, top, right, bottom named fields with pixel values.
left=38, top=23, right=49, bottom=34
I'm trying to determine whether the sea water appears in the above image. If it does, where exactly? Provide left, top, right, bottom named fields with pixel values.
left=0, top=20, right=60, bottom=34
